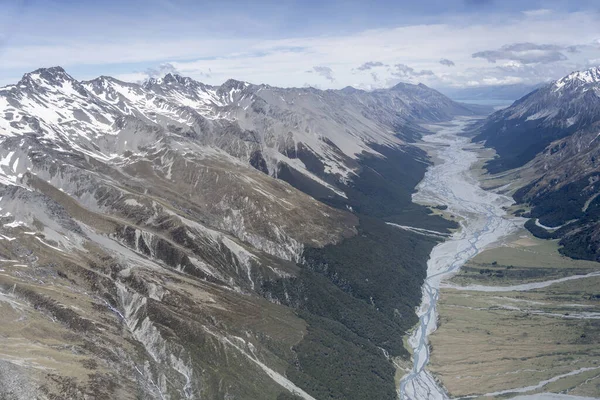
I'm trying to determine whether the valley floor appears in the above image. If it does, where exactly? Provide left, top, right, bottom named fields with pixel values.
left=400, top=118, right=600, bottom=399
left=430, top=232, right=600, bottom=398
left=398, top=118, right=522, bottom=399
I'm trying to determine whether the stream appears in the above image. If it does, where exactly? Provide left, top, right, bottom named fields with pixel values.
left=398, top=118, right=523, bottom=399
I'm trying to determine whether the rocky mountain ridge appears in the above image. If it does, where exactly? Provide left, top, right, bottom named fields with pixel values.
left=473, top=66, right=600, bottom=262
left=0, top=66, right=466, bottom=399
left=474, top=65, right=600, bottom=173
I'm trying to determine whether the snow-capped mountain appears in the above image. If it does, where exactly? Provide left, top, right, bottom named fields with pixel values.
left=474, top=65, right=600, bottom=173
left=553, top=66, right=600, bottom=90
left=474, top=66, right=600, bottom=262
left=1, top=67, right=477, bottom=199
left=0, top=67, right=469, bottom=399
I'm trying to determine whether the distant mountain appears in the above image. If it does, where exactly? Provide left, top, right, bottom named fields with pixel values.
left=85, top=71, right=477, bottom=196
left=473, top=66, right=600, bottom=173
left=0, top=67, right=465, bottom=399
left=472, top=66, right=600, bottom=261
left=438, top=83, right=543, bottom=103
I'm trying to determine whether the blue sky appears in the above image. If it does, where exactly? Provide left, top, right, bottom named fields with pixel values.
left=0, top=0, right=599, bottom=89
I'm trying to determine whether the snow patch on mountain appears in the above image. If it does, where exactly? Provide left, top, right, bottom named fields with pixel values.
left=554, top=66, right=600, bottom=91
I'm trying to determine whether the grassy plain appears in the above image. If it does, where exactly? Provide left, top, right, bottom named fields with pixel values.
left=430, top=232, right=600, bottom=398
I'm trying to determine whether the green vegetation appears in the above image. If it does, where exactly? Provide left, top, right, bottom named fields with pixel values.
left=516, top=173, right=600, bottom=261
left=263, top=143, right=456, bottom=399
left=302, top=216, right=437, bottom=335
left=288, top=312, right=397, bottom=400
left=327, top=144, right=458, bottom=231
left=524, top=218, right=557, bottom=240
left=277, top=394, right=303, bottom=400
left=475, top=119, right=575, bottom=174
left=458, top=262, right=587, bottom=283
left=450, top=231, right=600, bottom=287
left=560, top=224, right=600, bottom=261
left=514, top=175, right=596, bottom=227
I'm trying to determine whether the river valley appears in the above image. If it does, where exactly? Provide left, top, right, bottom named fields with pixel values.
left=397, top=118, right=600, bottom=399
left=398, top=117, right=522, bottom=399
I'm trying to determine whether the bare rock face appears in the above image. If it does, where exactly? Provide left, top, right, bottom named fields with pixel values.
left=0, top=66, right=470, bottom=399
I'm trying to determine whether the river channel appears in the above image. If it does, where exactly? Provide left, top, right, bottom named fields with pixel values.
left=398, top=118, right=522, bottom=399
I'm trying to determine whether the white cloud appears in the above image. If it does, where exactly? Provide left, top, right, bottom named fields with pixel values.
left=480, top=76, right=525, bottom=85
left=472, top=42, right=568, bottom=64
left=392, top=63, right=435, bottom=78
left=144, top=63, right=181, bottom=79
left=356, top=61, right=386, bottom=71
left=1, top=9, right=599, bottom=89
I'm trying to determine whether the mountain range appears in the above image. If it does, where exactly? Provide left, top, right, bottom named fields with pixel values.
left=0, top=67, right=477, bottom=399
left=473, top=66, right=600, bottom=262
left=5, top=62, right=598, bottom=399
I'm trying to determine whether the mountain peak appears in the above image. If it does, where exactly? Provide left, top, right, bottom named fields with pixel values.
left=340, top=86, right=363, bottom=94
left=87, top=75, right=121, bottom=84
left=84, top=75, right=136, bottom=93
left=163, top=73, right=192, bottom=85
left=19, top=66, right=75, bottom=88
left=389, top=81, right=426, bottom=91
left=553, top=65, right=600, bottom=90
left=31, top=66, right=67, bottom=75
left=16, top=66, right=87, bottom=97
left=216, top=79, right=251, bottom=99
left=19, top=66, right=77, bottom=90
left=220, top=79, right=249, bottom=90
left=143, top=73, right=204, bottom=90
